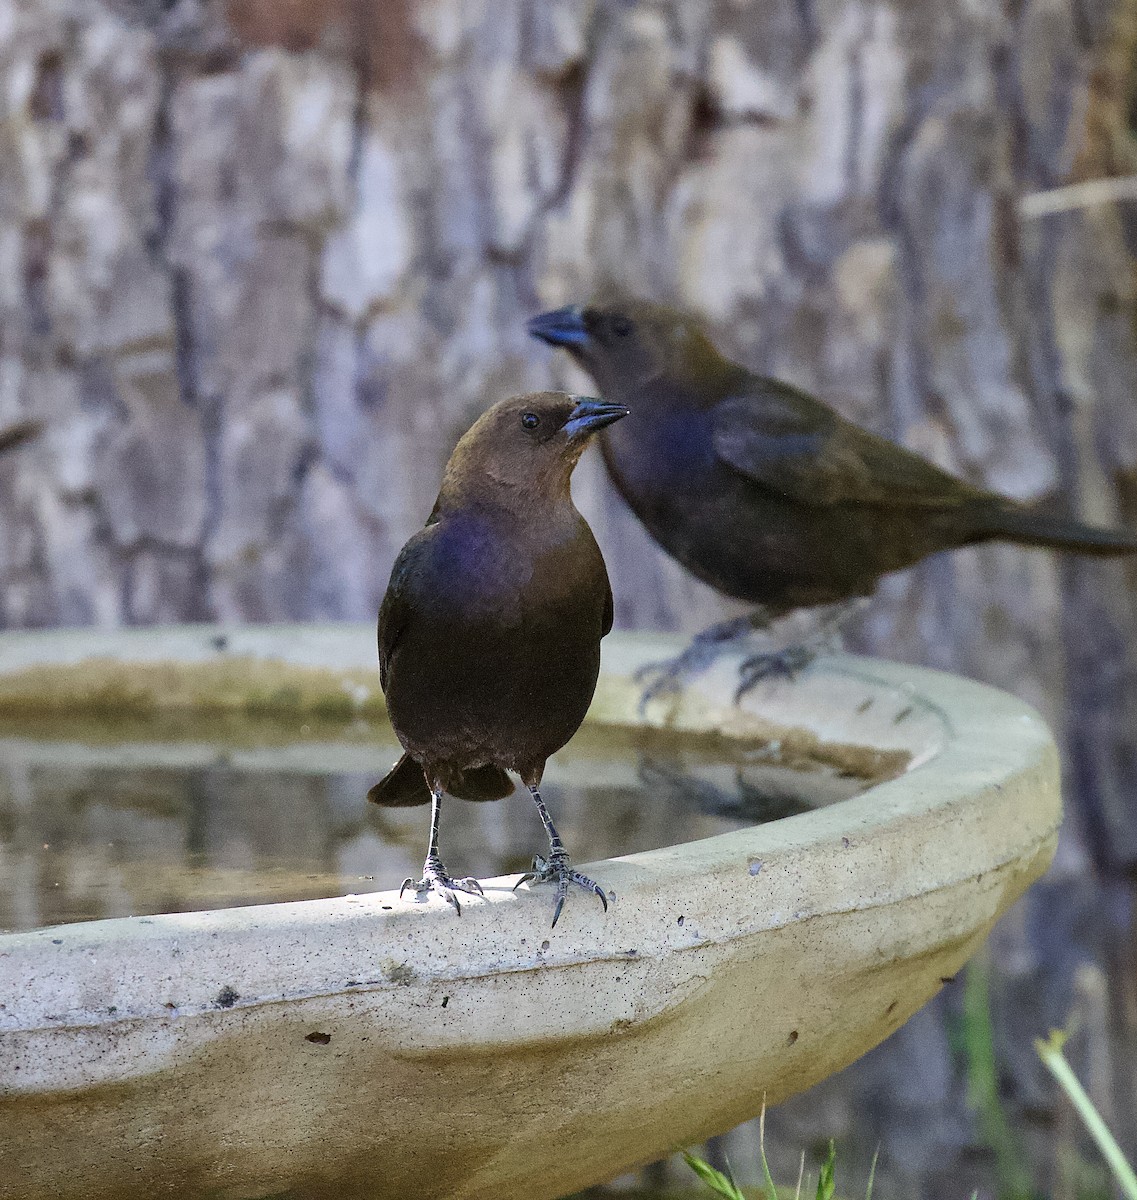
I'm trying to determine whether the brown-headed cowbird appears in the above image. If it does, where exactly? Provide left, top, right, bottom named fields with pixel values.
left=367, top=391, right=628, bottom=926
left=529, top=294, right=1137, bottom=697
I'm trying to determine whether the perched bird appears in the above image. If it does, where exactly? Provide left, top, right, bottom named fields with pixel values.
left=529, top=294, right=1137, bottom=698
left=367, top=391, right=628, bottom=926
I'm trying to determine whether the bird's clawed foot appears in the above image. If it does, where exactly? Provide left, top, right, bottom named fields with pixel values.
left=634, top=645, right=719, bottom=712
left=734, top=644, right=816, bottom=701
left=634, top=614, right=768, bottom=713
left=513, top=851, right=608, bottom=928
left=732, top=599, right=863, bottom=701
left=400, top=855, right=484, bottom=915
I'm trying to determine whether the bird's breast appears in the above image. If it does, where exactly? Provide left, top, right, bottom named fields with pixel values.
left=384, top=511, right=607, bottom=770
left=422, top=512, right=605, bottom=631
left=601, top=402, right=720, bottom=510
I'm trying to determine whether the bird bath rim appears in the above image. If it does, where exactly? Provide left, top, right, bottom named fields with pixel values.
left=0, top=623, right=1055, bottom=1041
left=0, top=623, right=1061, bottom=1200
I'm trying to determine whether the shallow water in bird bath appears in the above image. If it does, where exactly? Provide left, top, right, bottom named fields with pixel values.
left=0, top=710, right=902, bottom=932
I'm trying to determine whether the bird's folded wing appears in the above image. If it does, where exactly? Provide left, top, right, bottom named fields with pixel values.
left=711, top=385, right=981, bottom=509
left=378, top=538, right=427, bottom=690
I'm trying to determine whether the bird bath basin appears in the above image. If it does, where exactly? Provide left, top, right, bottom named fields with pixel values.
left=0, top=624, right=1060, bottom=1200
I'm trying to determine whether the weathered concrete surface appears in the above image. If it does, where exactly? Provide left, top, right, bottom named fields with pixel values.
left=0, top=631, right=1060, bottom=1200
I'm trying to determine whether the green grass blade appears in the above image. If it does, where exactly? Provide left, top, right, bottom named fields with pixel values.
left=682, top=1150, right=747, bottom=1200
left=1035, top=1029, right=1137, bottom=1200
left=864, top=1144, right=879, bottom=1200
left=815, top=1140, right=836, bottom=1200
left=961, top=959, right=1034, bottom=1200
left=759, top=1101, right=779, bottom=1200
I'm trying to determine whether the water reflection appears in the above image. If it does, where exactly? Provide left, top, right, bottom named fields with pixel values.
left=0, top=714, right=872, bottom=933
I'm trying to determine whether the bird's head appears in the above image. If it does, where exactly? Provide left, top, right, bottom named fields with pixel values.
left=527, top=292, right=728, bottom=399
left=439, top=391, right=628, bottom=507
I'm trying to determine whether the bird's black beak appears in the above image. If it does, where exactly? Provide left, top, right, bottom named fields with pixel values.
left=528, top=306, right=590, bottom=348
left=563, top=397, right=629, bottom=440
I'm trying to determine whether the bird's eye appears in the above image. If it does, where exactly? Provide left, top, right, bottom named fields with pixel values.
left=610, top=315, right=634, bottom=337
left=521, top=412, right=540, bottom=430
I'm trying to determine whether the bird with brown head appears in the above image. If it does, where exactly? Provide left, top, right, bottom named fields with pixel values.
left=530, top=293, right=1137, bottom=700
left=368, top=391, right=628, bottom=927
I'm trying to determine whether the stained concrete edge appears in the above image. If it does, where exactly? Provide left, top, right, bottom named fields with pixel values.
left=0, top=624, right=1062, bottom=1200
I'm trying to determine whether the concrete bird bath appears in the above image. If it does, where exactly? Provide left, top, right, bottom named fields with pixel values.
left=0, top=624, right=1060, bottom=1200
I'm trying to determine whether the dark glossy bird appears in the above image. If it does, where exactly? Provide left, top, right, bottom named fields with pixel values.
left=367, top=390, right=628, bottom=926
left=529, top=294, right=1137, bottom=697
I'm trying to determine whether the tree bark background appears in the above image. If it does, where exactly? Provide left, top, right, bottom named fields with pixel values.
left=2, top=0, right=1137, bottom=1193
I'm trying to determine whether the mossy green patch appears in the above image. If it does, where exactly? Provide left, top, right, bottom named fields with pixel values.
left=0, top=656, right=385, bottom=725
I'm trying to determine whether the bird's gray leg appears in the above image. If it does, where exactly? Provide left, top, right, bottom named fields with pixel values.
left=400, top=786, right=484, bottom=915
left=734, top=598, right=867, bottom=701
left=512, top=785, right=608, bottom=928
left=635, top=608, right=776, bottom=712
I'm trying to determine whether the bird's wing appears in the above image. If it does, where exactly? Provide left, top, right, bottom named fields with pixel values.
left=377, top=534, right=429, bottom=692
left=377, top=587, right=406, bottom=694
left=601, top=576, right=614, bottom=637
left=711, top=382, right=981, bottom=509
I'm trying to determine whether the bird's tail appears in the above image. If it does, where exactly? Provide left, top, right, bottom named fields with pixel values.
left=971, top=502, right=1137, bottom=557
left=367, top=752, right=514, bottom=807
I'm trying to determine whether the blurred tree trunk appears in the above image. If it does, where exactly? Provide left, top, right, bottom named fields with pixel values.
left=2, top=0, right=1137, bottom=1185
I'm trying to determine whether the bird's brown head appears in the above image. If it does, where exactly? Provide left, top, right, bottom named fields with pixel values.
left=437, top=391, right=628, bottom=510
left=527, top=293, right=729, bottom=401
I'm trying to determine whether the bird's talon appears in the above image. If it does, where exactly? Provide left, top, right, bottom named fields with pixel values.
left=515, top=853, right=608, bottom=926
left=634, top=659, right=686, bottom=692
left=734, top=645, right=816, bottom=701
left=400, top=863, right=484, bottom=914
left=634, top=616, right=770, bottom=711
left=632, top=661, right=660, bottom=686
left=634, top=660, right=693, bottom=714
